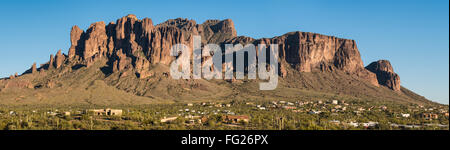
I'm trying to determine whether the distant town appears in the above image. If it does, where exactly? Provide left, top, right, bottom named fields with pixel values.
left=1, top=99, right=448, bottom=130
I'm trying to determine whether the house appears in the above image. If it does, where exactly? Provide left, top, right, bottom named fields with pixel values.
left=332, top=100, right=339, bottom=105
left=329, top=120, right=341, bottom=125
left=362, top=121, right=379, bottom=128
left=187, top=103, right=194, bottom=107
left=200, top=116, right=209, bottom=124
left=292, top=110, right=302, bottom=113
left=401, top=113, right=410, bottom=118
left=422, top=113, right=439, bottom=120
left=245, top=102, right=254, bottom=105
left=222, top=115, right=250, bottom=124
left=87, top=108, right=123, bottom=116
left=184, top=115, right=201, bottom=119
left=282, top=106, right=297, bottom=110
left=309, top=110, right=321, bottom=115
left=48, top=111, right=57, bottom=116
left=9, top=111, right=16, bottom=115
left=161, top=117, right=178, bottom=123
left=348, top=122, right=359, bottom=127
left=187, top=120, right=196, bottom=124
left=108, top=109, right=122, bottom=116
left=186, top=118, right=203, bottom=125
left=108, top=109, right=123, bottom=116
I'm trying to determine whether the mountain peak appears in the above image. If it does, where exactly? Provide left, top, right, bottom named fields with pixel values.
left=0, top=15, right=426, bottom=106
left=125, top=14, right=138, bottom=20
left=366, top=60, right=401, bottom=91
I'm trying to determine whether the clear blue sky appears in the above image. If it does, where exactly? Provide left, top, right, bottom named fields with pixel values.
left=0, top=0, right=448, bottom=104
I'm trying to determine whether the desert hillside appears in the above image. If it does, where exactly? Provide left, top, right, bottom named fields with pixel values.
left=0, top=15, right=437, bottom=106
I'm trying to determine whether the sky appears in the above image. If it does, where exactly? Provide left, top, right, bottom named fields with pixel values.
left=0, top=0, right=448, bottom=104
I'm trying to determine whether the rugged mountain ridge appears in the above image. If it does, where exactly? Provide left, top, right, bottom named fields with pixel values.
left=0, top=15, right=430, bottom=105
left=56, top=14, right=389, bottom=89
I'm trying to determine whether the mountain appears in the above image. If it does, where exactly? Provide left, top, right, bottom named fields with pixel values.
left=0, top=14, right=435, bottom=106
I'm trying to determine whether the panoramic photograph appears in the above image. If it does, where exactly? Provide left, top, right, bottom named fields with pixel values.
left=0, top=0, right=448, bottom=147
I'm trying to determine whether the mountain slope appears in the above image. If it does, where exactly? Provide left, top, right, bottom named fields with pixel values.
left=0, top=14, right=438, bottom=106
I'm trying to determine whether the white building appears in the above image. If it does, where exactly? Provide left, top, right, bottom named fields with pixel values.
left=401, top=113, right=410, bottom=118
left=361, top=121, right=379, bottom=128
left=309, top=110, right=322, bottom=115
left=348, top=122, right=359, bottom=127
left=161, top=117, right=178, bottom=123
left=332, top=100, right=339, bottom=105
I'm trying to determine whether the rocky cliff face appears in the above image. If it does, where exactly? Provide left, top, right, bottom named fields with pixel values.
left=261, top=32, right=363, bottom=73
left=366, top=60, right=401, bottom=91
left=64, top=15, right=238, bottom=72
left=10, top=14, right=402, bottom=92
left=67, top=15, right=368, bottom=74
left=224, top=32, right=379, bottom=86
